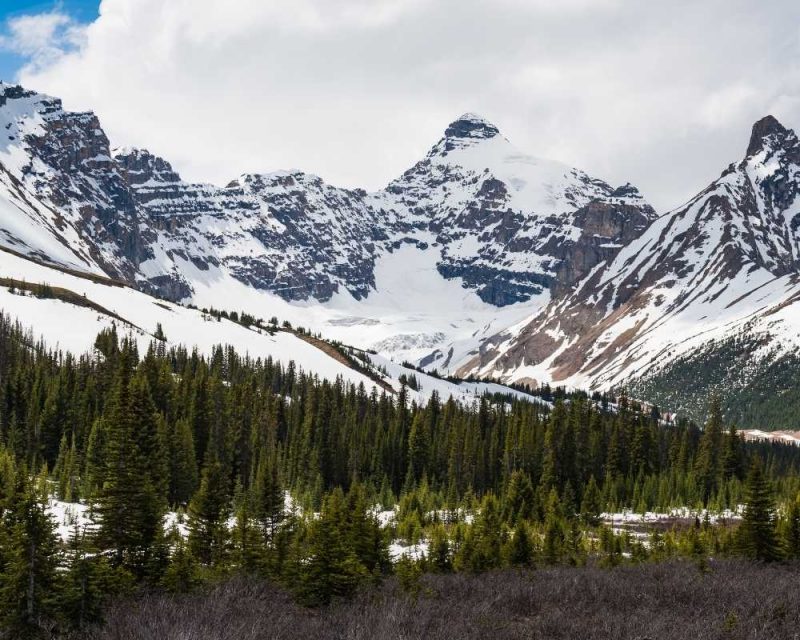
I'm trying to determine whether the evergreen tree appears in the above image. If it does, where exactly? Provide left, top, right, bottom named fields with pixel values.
left=457, top=494, right=504, bottom=572
left=694, top=397, right=724, bottom=503
left=0, top=474, right=60, bottom=637
left=737, top=459, right=782, bottom=562
left=579, top=475, right=603, bottom=526
left=721, top=424, right=744, bottom=480
left=543, top=488, right=566, bottom=565
left=505, top=520, right=534, bottom=568
left=428, top=525, right=452, bottom=573
left=504, top=470, right=534, bottom=524
left=169, top=418, right=198, bottom=506
left=187, top=459, right=231, bottom=567
left=783, top=495, right=800, bottom=560
left=294, top=488, right=369, bottom=606
left=60, top=522, right=124, bottom=631
left=161, top=532, right=199, bottom=593
left=252, top=448, right=284, bottom=543
left=94, top=345, right=165, bottom=576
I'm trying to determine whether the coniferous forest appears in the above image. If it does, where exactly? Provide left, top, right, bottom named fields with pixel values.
left=1, top=311, right=800, bottom=638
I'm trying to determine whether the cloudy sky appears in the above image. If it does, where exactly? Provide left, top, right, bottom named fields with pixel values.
left=0, top=0, right=798, bottom=211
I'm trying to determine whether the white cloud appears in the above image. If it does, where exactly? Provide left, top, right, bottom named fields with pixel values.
left=0, top=10, right=85, bottom=74
left=7, top=0, right=800, bottom=211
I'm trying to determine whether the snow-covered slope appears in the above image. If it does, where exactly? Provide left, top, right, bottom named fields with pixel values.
left=461, top=116, right=800, bottom=395
left=0, top=246, right=543, bottom=407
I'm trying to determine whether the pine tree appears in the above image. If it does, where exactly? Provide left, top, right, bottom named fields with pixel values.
left=231, top=484, right=264, bottom=573
left=94, top=345, right=165, bottom=576
left=53, top=434, right=78, bottom=502
left=294, top=488, right=368, bottom=606
left=694, top=397, right=724, bottom=503
left=458, top=494, right=504, bottom=572
left=505, top=520, right=534, bottom=568
left=504, top=470, right=534, bottom=524
left=345, top=484, right=388, bottom=576
left=737, top=459, right=782, bottom=562
left=428, top=525, right=451, bottom=572
left=169, top=418, right=198, bottom=506
left=0, top=474, right=60, bottom=636
left=187, top=459, right=231, bottom=567
left=60, top=521, right=124, bottom=631
left=721, top=423, right=744, bottom=481
left=405, top=412, right=429, bottom=489
left=252, top=449, right=284, bottom=543
left=783, top=495, right=800, bottom=560
left=161, top=530, right=199, bottom=593
left=543, top=488, right=566, bottom=565
left=579, top=475, right=603, bottom=526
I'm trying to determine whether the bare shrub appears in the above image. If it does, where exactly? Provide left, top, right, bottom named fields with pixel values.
left=85, top=560, right=800, bottom=640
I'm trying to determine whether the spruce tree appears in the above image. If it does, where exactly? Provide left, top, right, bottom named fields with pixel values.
left=294, top=488, right=368, bottom=606
left=504, top=470, right=534, bottom=524
left=721, top=424, right=744, bottom=480
left=737, top=459, right=782, bottom=562
left=252, top=448, right=284, bottom=543
left=94, top=345, right=165, bottom=576
left=0, top=474, right=60, bottom=637
left=543, top=488, right=566, bottom=565
left=187, top=459, right=231, bottom=567
left=579, top=475, right=603, bottom=526
left=694, top=397, right=724, bottom=503
left=169, top=418, right=198, bottom=506
left=505, top=520, right=534, bottom=568
left=60, top=521, right=123, bottom=631
left=428, top=525, right=452, bottom=572
left=783, top=495, right=800, bottom=560
left=458, top=494, right=503, bottom=572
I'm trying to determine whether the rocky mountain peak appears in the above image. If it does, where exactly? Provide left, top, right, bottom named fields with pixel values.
left=113, top=147, right=182, bottom=186
left=609, top=182, right=645, bottom=201
left=443, top=113, right=500, bottom=141
left=0, top=82, right=37, bottom=104
left=746, top=114, right=792, bottom=158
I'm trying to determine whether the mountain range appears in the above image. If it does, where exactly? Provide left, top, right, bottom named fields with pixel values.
left=1, top=82, right=799, bottom=427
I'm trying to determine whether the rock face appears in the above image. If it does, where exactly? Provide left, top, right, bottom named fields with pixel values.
left=0, top=84, right=143, bottom=279
left=380, top=113, right=655, bottom=305
left=0, top=90, right=655, bottom=312
left=460, top=114, right=800, bottom=390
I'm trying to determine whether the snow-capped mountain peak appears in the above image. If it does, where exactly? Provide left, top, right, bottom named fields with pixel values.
left=745, top=114, right=794, bottom=158
left=0, top=83, right=655, bottom=368
left=443, top=112, right=501, bottom=142
left=459, top=114, right=800, bottom=396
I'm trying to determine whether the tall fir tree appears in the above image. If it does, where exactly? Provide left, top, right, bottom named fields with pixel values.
left=737, top=459, right=782, bottom=562
left=187, top=459, right=231, bottom=567
left=694, top=397, right=724, bottom=503
left=0, top=473, right=60, bottom=637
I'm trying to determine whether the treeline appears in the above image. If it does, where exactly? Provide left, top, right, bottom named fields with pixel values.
left=629, top=332, right=800, bottom=430
left=0, top=311, right=799, bottom=636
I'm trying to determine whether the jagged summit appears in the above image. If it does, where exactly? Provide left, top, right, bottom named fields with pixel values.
left=0, top=82, right=35, bottom=99
left=443, top=112, right=500, bottom=141
left=113, top=147, right=182, bottom=186
left=746, top=114, right=792, bottom=157
left=609, top=182, right=645, bottom=200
